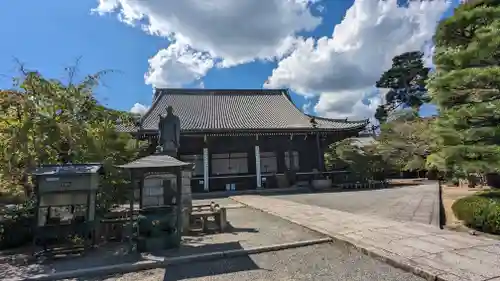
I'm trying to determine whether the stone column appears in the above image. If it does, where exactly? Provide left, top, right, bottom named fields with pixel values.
left=255, top=145, right=262, bottom=189
left=203, top=147, right=209, bottom=192
left=181, top=170, right=192, bottom=234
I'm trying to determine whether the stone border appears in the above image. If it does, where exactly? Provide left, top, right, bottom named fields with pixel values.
left=337, top=181, right=388, bottom=190
left=23, top=238, right=332, bottom=281
left=191, top=186, right=309, bottom=200
left=231, top=197, right=447, bottom=281
left=438, top=180, right=445, bottom=230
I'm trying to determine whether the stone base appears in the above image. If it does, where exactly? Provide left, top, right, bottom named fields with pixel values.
left=182, top=208, right=191, bottom=234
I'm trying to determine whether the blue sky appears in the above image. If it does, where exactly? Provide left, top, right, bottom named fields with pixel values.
left=0, top=0, right=459, bottom=119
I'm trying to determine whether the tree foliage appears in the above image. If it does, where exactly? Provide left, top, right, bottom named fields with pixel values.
left=376, top=117, right=434, bottom=172
left=0, top=66, right=144, bottom=208
left=325, top=138, right=388, bottom=180
left=427, top=0, right=500, bottom=176
left=325, top=116, right=434, bottom=178
left=375, top=51, right=431, bottom=123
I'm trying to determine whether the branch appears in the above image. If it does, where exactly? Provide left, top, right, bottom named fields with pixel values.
left=65, top=56, right=83, bottom=87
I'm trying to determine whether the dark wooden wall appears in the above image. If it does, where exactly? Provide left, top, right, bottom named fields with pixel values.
left=144, top=131, right=357, bottom=192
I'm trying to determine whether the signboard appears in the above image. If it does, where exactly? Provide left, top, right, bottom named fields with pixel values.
left=60, top=182, right=71, bottom=188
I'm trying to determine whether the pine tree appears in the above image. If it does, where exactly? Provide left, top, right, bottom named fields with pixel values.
left=375, top=51, right=430, bottom=123
left=427, top=0, right=500, bottom=179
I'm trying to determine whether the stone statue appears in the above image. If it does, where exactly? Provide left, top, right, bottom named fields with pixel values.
left=158, top=106, right=181, bottom=155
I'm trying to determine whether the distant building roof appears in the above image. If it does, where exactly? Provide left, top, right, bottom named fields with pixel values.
left=118, top=89, right=368, bottom=134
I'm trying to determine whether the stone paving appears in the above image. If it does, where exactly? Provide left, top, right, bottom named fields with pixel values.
left=232, top=195, right=500, bottom=281
left=270, top=183, right=440, bottom=226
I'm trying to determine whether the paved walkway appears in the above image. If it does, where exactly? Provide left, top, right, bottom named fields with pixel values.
left=231, top=195, right=500, bottom=281
left=271, top=183, right=439, bottom=226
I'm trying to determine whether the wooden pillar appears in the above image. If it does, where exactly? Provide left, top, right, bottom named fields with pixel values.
left=254, top=135, right=262, bottom=189
left=203, top=147, right=209, bottom=192
left=255, top=135, right=262, bottom=189
left=316, top=132, right=324, bottom=172
left=277, top=150, right=286, bottom=174
left=138, top=178, right=144, bottom=209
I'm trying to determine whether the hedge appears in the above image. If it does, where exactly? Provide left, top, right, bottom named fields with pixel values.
left=452, top=190, right=500, bottom=234
left=0, top=201, right=35, bottom=250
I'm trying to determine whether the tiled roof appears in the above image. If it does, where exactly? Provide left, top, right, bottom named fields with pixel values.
left=31, top=164, right=103, bottom=176
left=120, top=89, right=368, bottom=133
left=117, top=154, right=191, bottom=169
left=307, top=115, right=365, bottom=130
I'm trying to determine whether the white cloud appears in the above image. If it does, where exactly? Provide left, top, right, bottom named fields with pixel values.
left=130, top=103, right=149, bottom=115
left=266, top=0, right=450, bottom=120
left=422, top=43, right=436, bottom=68
left=144, top=41, right=214, bottom=88
left=302, top=96, right=315, bottom=115
left=95, top=0, right=450, bottom=120
left=93, top=0, right=322, bottom=87
left=314, top=87, right=383, bottom=122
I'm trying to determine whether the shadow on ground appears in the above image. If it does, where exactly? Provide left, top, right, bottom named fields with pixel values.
left=3, top=206, right=325, bottom=280
left=68, top=241, right=261, bottom=281
left=161, top=241, right=261, bottom=281
left=0, top=213, right=265, bottom=280
left=439, top=182, right=446, bottom=229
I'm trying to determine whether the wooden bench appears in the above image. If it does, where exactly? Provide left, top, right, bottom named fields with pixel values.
left=189, top=202, right=227, bottom=233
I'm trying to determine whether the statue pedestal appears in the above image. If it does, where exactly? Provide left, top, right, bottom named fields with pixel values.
left=155, top=145, right=178, bottom=158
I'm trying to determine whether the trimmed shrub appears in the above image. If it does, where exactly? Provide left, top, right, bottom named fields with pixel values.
left=484, top=204, right=500, bottom=234
left=452, top=191, right=500, bottom=234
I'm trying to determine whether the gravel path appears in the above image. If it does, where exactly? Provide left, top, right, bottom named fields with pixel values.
left=1, top=207, right=323, bottom=280
left=86, top=242, right=425, bottom=281
left=3, top=207, right=426, bottom=281
left=270, top=184, right=439, bottom=225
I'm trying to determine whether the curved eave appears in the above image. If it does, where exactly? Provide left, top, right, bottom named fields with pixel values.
left=117, top=124, right=368, bottom=137
left=306, top=114, right=370, bottom=125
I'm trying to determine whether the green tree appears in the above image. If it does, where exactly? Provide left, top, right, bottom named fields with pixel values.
left=0, top=67, right=144, bottom=207
left=326, top=116, right=434, bottom=180
left=426, top=0, right=500, bottom=179
left=325, top=138, right=388, bottom=181
left=375, top=51, right=431, bottom=123
left=376, top=117, right=433, bottom=172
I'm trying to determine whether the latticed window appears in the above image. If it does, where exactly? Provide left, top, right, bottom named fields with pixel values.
left=180, top=154, right=204, bottom=176
left=260, top=151, right=278, bottom=173
left=211, top=153, right=248, bottom=175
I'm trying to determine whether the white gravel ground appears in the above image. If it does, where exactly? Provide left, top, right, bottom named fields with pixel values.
left=84, top=243, right=425, bottom=281
left=2, top=206, right=424, bottom=281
